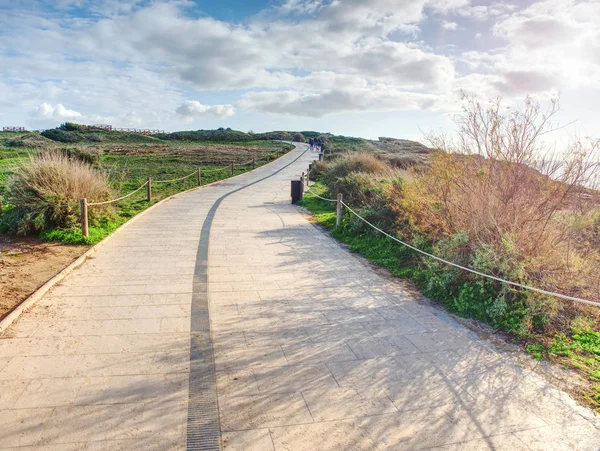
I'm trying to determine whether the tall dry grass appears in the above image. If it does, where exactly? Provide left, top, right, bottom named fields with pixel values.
left=322, top=152, right=401, bottom=206
left=5, top=151, right=114, bottom=233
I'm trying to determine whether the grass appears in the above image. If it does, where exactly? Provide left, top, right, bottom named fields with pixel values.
left=0, top=132, right=293, bottom=244
left=525, top=330, right=600, bottom=409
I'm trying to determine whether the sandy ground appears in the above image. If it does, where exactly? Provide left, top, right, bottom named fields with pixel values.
left=0, top=235, right=87, bottom=318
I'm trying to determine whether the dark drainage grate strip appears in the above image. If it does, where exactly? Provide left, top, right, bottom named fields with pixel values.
left=187, top=146, right=309, bottom=451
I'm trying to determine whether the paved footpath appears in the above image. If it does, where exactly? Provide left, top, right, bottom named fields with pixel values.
left=1, top=143, right=599, bottom=450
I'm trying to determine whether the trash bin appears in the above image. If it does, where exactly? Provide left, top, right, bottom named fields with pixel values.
left=291, top=179, right=304, bottom=204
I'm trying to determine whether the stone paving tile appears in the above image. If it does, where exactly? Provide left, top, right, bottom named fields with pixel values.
left=382, top=374, right=472, bottom=412
left=214, top=345, right=288, bottom=370
left=269, top=420, right=378, bottom=451
left=430, top=433, right=532, bottom=450
left=302, top=387, right=397, bottom=421
left=222, top=429, right=275, bottom=451
left=245, top=327, right=311, bottom=347
left=512, top=421, right=600, bottom=451
left=26, top=304, right=190, bottom=321
left=39, top=293, right=192, bottom=308
left=34, top=400, right=187, bottom=446
left=253, top=364, right=339, bottom=394
left=73, top=373, right=188, bottom=405
left=405, top=330, right=473, bottom=352
left=218, top=393, right=314, bottom=431
left=0, top=379, right=30, bottom=409
left=326, top=355, right=408, bottom=388
left=216, top=368, right=261, bottom=398
left=1, top=444, right=86, bottom=451
left=360, top=318, right=428, bottom=340
left=445, top=398, right=548, bottom=436
left=346, top=336, right=402, bottom=360
left=281, top=341, right=358, bottom=364
left=358, top=407, right=479, bottom=449
left=14, top=377, right=85, bottom=408
left=83, top=436, right=186, bottom=451
left=304, top=322, right=370, bottom=343
left=0, top=407, right=55, bottom=447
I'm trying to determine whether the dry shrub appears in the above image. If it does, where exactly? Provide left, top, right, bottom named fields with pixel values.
left=322, top=152, right=399, bottom=203
left=309, top=160, right=327, bottom=181
left=5, top=151, right=115, bottom=233
left=403, top=96, right=600, bottom=321
left=382, top=153, right=429, bottom=170
left=323, top=152, right=393, bottom=183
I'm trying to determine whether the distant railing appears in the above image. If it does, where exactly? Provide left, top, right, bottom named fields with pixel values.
left=112, top=128, right=165, bottom=135
left=3, top=126, right=26, bottom=132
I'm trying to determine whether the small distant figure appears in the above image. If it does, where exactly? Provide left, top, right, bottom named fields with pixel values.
left=309, top=138, right=314, bottom=151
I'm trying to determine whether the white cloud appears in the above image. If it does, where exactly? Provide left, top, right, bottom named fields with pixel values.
left=1, top=0, right=599, bottom=135
left=238, top=87, right=440, bottom=117
left=457, top=3, right=517, bottom=21
left=442, top=21, right=459, bottom=30
left=176, top=101, right=235, bottom=120
left=30, top=103, right=82, bottom=119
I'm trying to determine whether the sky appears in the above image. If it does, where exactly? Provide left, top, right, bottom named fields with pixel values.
left=1, top=0, right=599, bottom=141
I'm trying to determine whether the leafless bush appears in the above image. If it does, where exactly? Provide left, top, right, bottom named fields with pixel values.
left=407, top=96, right=600, bottom=307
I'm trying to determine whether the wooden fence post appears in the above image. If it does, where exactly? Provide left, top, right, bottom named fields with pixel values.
left=80, top=198, right=89, bottom=238
left=252, top=158, right=255, bottom=169
left=197, top=168, right=201, bottom=186
left=147, top=177, right=152, bottom=202
left=336, top=193, right=343, bottom=227
left=231, top=163, right=234, bottom=176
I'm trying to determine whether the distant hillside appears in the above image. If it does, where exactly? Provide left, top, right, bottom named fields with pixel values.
left=158, top=128, right=252, bottom=142
left=34, top=123, right=432, bottom=168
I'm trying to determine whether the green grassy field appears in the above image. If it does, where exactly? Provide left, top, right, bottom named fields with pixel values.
left=0, top=130, right=292, bottom=244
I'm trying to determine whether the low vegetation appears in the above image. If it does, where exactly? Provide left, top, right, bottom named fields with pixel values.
left=0, top=125, right=293, bottom=244
left=302, top=96, right=600, bottom=411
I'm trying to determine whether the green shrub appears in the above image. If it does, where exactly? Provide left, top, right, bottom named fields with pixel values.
left=329, top=172, right=384, bottom=206
left=6, top=139, right=26, bottom=148
left=60, top=148, right=99, bottom=165
left=59, top=122, right=89, bottom=132
left=41, top=129, right=83, bottom=143
left=526, top=343, right=546, bottom=360
left=292, top=132, right=306, bottom=142
left=162, top=128, right=252, bottom=142
left=549, top=334, right=573, bottom=357
left=3, top=152, right=114, bottom=234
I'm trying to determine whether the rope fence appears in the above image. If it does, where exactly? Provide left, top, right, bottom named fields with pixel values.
left=299, top=162, right=600, bottom=308
left=78, top=149, right=284, bottom=237
left=88, top=181, right=149, bottom=206
left=153, top=170, right=198, bottom=184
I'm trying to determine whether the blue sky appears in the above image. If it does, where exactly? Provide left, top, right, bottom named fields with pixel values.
left=1, top=0, right=599, bottom=142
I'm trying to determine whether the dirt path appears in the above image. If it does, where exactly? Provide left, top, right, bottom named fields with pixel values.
left=0, top=235, right=87, bottom=318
